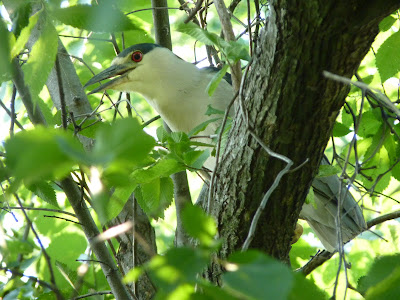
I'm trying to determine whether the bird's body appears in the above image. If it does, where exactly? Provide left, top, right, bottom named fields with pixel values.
left=85, top=43, right=366, bottom=252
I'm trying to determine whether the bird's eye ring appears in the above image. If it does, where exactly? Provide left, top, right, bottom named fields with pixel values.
left=131, top=51, right=143, bottom=62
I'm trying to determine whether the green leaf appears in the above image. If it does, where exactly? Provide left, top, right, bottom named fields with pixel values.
left=376, top=31, right=400, bottom=83
left=22, top=14, right=58, bottom=98
left=93, top=118, right=155, bottom=166
left=5, top=127, right=85, bottom=185
left=0, top=17, right=13, bottom=83
left=225, top=40, right=251, bottom=62
left=366, top=267, right=400, bottom=300
left=156, top=125, right=169, bottom=142
left=9, top=1, right=32, bottom=37
left=131, top=158, right=184, bottom=184
left=289, top=239, right=317, bottom=269
left=11, top=10, right=40, bottom=58
left=109, top=158, right=183, bottom=219
left=188, top=118, right=220, bottom=137
left=392, top=159, right=400, bottom=182
left=332, top=122, right=351, bottom=137
left=148, top=247, right=209, bottom=293
left=223, top=250, right=293, bottom=300
left=206, top=64, right=229, bottom=96
left=288, top=273, right=328, bottom=300
left=379, top=16, right=396, bottom=32
left=135, top=177, right=173, bottom=219
left=27, top=181, right=58, bottom=208
left=205, top=105, right=225, bottom=116
left=52, top=4, right=142, bottom=32
left=183, top=149, right=210, bottom=170
left=358, top=254, right=400, bottom=294
left=305, top=186, right=316, bottom=208
left=92, top=190, right=111, bottom=224
left=176, top=21, right=223, bottom=48
left=197, top=281, right=238, bottom=300
left=317, top=164, right=341, bottom=177
left=176, top=21, right=250, bottom=62
left=46, top=233, right=87, bottom=272
left=360, top=128, right=391, bottom=191
left=182, top=204, right=217, bottom=246
left=124, top=267, right=143, bottom=284
left=3, top=240, right=34, bottom=258
left=106, top=184, right=137, bottom=223
left=34, top=210, right=71, bottom=236
left=358, top=110, right=383, bottom=138
left=55, top=261, right=78, bottom=288
left=68, top=119, right=102, bottom=139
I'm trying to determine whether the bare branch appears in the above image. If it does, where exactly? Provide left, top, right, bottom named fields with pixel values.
left=213, top=0, right=242, bottom=90
left=14, top=194, right=63, bottom=300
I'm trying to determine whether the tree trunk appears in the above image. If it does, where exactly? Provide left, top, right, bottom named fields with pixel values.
left=209, top=0, right=400, bottom=282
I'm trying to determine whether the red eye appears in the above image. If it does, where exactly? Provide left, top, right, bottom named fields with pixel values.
left=131, top=51, right=143, bottom=62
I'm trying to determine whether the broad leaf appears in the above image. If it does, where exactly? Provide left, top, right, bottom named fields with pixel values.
left=332, top=122, right=351, bottom=137
left=52, top=4, right=142, bottom=32
left=358, top=254, right=400, bottom=294
left=11, top=9, right=40, bottom=58
left=92, top=118, right=155, bottom=167
left=148, top=247, right=208, bottom=293
left=135, top=176, right=174, bottom=219
left=0, top=17, right=12, bottom=83
left=206, top=64, right=229, bottom=96
left=27, top=181, right=58, bottom=208
left=5, top=127, right=85, bottom=185
left=22, top=14, right=57, bottom=99
left=182, top=204, right=217, bottom=246
left=223, top=251, right=293, bottom=300
left=376, top=31, right=400, bottom=83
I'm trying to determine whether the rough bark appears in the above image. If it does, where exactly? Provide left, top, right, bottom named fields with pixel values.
left=209, top=0, right=400, bottom=281
left=108, top=197, right=157, bottom=299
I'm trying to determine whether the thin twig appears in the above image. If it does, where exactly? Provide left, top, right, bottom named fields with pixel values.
left=10, top=85, right=17, bottom=136
left=367, top=210, right=400, bottom=229
left=246, top=0, right=253, bottom=56
left=43, top=215, right=82, bottom=225
left=323, top=71, right=400, bottom=118
left=14, top=194, right=63, bottom=300
left=213, top=0, right=242, bottom=90
left=0, top=267, right=58, bottom=293
left=0, top=97, right=24, bottom=131
left=184, top=0, right=204, bottom=23
left=142, top=115, right=161, bottom=127
left=71, top=291, right=113, bottom=300
left=207, top=91, right=238, bottom=213
left=241, top=131, right=293, bottom=251
left=11, top=58, right=47, bottom=125
left=2, top=206, right=77, bottom=218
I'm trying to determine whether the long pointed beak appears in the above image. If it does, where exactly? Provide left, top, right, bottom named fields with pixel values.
left=84, top=64, right=135, bottom=94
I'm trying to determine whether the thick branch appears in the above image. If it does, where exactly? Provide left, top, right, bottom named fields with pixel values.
left=209, top=0, right=400, bottom=283
left=152, top=0, right=193, bottom=248
left=60, top=177, right=134, bottom=300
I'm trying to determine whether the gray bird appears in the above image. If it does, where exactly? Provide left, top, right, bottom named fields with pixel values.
left=85, top=43, right=367, bottom=252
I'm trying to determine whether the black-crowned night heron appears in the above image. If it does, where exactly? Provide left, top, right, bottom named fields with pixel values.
left=85, top=43, right=367, bottom=252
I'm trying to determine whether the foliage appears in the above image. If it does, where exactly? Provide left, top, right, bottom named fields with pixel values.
left=0, top=0, right=399, bottom=299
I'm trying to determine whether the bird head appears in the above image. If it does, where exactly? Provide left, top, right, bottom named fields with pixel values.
left=84, top=43, right=165, bottom=95
left=84, top=43, right=233, bottom=138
